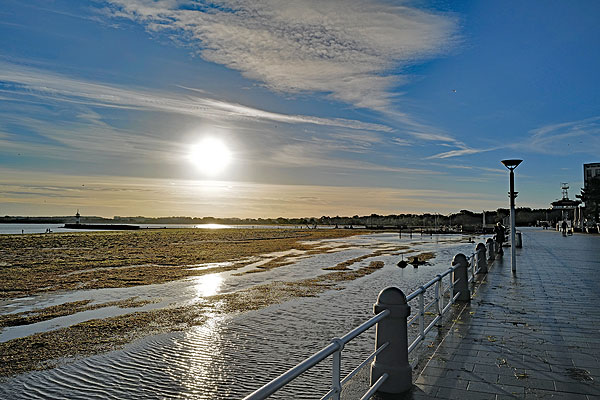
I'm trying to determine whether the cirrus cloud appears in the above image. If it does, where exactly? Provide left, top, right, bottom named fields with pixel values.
left=101, top=0, right=459, bottom=111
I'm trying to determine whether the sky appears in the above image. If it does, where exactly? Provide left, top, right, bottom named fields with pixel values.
left=1, top=0, right=599, bottom=218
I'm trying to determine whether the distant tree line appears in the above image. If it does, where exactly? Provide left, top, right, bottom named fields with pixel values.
left=2, top=208, right=567, bottom=229
left=4, top=180, right=598, bottom=227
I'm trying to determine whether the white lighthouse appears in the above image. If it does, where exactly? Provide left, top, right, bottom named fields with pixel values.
left=75, top=210, right=81, bottom=225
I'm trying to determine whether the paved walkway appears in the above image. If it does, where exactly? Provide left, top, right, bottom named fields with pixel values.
left=407, top=229, right=600, bottom=399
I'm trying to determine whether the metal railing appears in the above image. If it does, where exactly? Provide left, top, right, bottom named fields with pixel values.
left=243, top=246, right=488, bottom=400
left=242, top=309, right=390, bottom=400
left=406, top=259, right=467, bottom=355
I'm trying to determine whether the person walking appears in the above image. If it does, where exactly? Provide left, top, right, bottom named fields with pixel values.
left=494, top=222, right=505, bottom=255
left=561, top=220, right=568, bottom=236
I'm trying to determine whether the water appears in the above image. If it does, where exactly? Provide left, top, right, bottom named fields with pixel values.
left=0, top=233, right=485, bottom=399
left=0, top=223, right=344, bottom=235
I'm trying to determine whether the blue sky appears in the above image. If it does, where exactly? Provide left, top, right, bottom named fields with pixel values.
left=1, top=0, right=599, bottom=217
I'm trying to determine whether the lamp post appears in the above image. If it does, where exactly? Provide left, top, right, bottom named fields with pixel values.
left=501, top=159, right=522, bottom=272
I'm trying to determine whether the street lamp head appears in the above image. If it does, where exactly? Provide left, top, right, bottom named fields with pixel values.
left=501, top=159, right=523, bottom=170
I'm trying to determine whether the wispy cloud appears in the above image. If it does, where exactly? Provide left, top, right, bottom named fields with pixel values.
left=427, top=146, right=493, bottom=159
left=101, top=0, right=458, bottom=112
left=268, top=142, right=435, bottom=174
left=0, top=61, right=392, bottom=132
left=524, top=116, right=600, bottom=155
left=1, top=62, right=411, bottom=176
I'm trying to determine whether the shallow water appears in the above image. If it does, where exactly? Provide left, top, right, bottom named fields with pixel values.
left=0, top=223, right=344, bottom=235
left=0, top=233, right=486, bottom=399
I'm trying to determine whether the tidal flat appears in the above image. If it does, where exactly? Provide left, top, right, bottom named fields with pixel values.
left=0, top=228, right=395, bottom=376
left=0, top=228, right=367, bottom=299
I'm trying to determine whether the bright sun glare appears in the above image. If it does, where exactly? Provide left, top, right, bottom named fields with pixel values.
left=189, top=138, right=232, bottom=175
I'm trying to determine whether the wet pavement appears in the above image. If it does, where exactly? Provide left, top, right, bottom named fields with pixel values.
left=391, top=228, right=600, bottom=399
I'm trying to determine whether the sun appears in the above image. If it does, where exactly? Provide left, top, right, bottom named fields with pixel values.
left=189, top=138, right=232, bottom=176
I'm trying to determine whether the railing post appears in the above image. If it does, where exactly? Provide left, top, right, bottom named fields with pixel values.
left=331, top=338, right=343, bottom=400
left=470, top=256, right=475, bottom=283
left=435, top=276, right=443, bottom=314
left=371, top=287, right=412, bottom=394
left=419, top=289, right=425, bottom=340
left=475, top=243, right=487, bottom=274
left=452, top=254, right=471, bottom=302
left=486, top=238, right=495, bottom=261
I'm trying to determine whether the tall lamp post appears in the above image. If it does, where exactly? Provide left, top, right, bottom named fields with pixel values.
left=501, top=159, right=522, bottom=272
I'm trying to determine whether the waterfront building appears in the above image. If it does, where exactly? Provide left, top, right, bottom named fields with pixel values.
left=584, top=162, right=600, bottom=187
left=551, top=183, right=581, bottom=229
left=582, top=162, right=600, bottom=229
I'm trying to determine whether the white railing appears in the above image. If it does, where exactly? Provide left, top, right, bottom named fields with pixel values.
left=242, top=309, right=390, bottom=400
left=243, top=247, right=488, bottom=400
left=406, top=262, right=465, bottom=354
left=468, top=252, right=477, bottom=283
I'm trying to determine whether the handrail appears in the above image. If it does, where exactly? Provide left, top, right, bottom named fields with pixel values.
left=243, top=310, right=390, bottom=400
left=243, top=342, right=340, bottom=400
left=243, top=244, right=490, bottom=400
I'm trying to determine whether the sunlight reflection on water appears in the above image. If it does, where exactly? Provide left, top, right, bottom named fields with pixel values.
left=193, top=273, right=224, bottom=297
left=193, top=223, right=233, bottom=229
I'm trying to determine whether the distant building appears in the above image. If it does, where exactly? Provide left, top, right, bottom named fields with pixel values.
left=584, top=162, right=600, bottom=187
left=551, top=183, right=581, bottom=225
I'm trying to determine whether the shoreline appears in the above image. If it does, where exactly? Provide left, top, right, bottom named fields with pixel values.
left=0, top=228, right=376, bottom=376
left=0, top=228, right=473, bottom=378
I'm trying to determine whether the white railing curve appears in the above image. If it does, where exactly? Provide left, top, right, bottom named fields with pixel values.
left=243, top=243, right=492, bottom=400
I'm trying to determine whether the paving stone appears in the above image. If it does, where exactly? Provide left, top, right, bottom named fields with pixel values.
left=524, top=388, right=588, bottom=399
left=495, top=395, right=520, bottom=400
left=435, top=387, right=496, bottom=399
left=415, top=376, right=468, bottom=390
left=553, top=381, right=600, bottom=396
left=473, top=363, right=515, bottom=376
left=496, top=374, right=555, bottom=390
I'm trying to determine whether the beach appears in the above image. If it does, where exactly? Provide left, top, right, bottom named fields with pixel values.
left=0, top=228, right=480, bottom=398
left=0, top=228, right=374, bottom=376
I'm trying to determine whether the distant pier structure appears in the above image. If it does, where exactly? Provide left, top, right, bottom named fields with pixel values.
left=551, top=183, right=581, bottom=228
left=64, top=210, right=140, bottom=230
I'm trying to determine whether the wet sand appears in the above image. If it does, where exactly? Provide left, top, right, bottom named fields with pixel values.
left=0, top=228, right=388, bottom=376
left=0, top=228, right=366, bottom=299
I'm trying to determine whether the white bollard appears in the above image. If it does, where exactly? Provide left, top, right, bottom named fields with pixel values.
left=486, top=238, right=495, bottom=261
left=476, top=243, right=487, bottom=274
left=371, top=287, right=412, bottom=394
left=452, top=254, right=471, bottom=302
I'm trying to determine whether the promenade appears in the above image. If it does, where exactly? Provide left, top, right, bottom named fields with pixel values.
left=405, top=228, right=600, bottom=399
